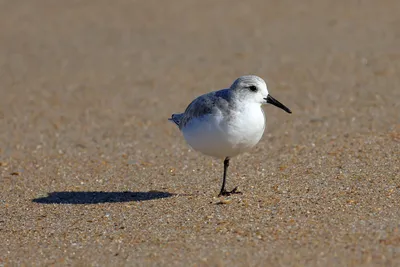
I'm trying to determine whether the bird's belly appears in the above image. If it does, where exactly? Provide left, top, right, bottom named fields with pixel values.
left=182, top=110, right=265, bottom=158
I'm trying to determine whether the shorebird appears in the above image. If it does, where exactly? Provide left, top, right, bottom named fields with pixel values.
left=169, top=75, right=292, bottom=196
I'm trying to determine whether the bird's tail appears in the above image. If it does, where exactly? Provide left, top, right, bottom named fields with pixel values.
left=168, top=113, right=183, bottom=127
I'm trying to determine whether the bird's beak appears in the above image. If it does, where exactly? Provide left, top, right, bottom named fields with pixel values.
left=264, top=95, right=292, bottom=114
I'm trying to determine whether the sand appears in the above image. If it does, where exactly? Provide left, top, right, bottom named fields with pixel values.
left=1, top=0, right=400, bottom=266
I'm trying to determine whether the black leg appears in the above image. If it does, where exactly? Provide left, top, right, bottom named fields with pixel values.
left=218, top=157, right=242, bottom=196
left=219, top=157, right=229, bottom=195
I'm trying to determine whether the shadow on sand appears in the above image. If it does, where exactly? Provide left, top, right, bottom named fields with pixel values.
left=32, top=191, right=174, bottom=204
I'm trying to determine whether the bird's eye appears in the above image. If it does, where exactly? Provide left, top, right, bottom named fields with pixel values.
left=248, top=85, right=257, bottom=92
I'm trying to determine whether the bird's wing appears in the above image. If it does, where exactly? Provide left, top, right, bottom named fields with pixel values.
left=179, top=89, right=231, bottom=129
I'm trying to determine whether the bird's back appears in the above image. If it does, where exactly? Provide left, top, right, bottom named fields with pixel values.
left=169, top=89, right=232, bottom=129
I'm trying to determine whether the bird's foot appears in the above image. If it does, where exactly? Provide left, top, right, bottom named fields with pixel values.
left=218, top=187, right=242, bottom=197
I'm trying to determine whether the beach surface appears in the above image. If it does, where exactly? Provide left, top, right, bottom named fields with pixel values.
left=1, top=0, right=400, bottom=266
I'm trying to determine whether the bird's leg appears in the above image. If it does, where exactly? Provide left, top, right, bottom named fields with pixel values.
left=218, top=157, right=242, bottom=196
left=218, top=157, right=229, bottom=196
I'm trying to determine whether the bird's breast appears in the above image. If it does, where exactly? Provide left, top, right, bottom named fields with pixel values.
left=181, top=105, right=265, bottom=158
left=226, top=105, right=265, bottom=148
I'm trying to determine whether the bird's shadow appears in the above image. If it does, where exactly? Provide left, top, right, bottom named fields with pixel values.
left=32, top=191, right=174, bottom=204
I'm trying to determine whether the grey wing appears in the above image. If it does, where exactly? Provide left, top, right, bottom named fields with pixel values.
left=168, top=97, right=210, bottom=129
left=180, top=89, right=231, bottom=129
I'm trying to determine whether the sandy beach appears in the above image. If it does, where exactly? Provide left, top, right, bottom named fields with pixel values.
left=1, top=0, right=400, bottom=266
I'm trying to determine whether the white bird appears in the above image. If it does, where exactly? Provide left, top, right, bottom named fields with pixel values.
left=169, top=75, right=292, bottom=196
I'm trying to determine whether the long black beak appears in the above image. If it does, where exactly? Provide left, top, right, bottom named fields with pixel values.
left=264, top=95, right=292, bottom=114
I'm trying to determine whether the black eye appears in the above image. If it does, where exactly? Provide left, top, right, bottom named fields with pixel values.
left=248, top=85, right=257, bottom=92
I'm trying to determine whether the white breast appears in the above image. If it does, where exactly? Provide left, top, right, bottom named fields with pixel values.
left=181, top=104, right=266, bottom=158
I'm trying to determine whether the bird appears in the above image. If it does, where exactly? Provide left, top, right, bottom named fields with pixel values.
left=169, top=75, right=292, bottom=196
